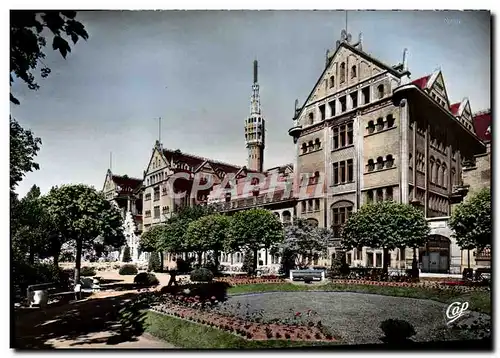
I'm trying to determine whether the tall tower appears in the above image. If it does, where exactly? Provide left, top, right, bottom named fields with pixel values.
left=245, top=60, right=265, bottom=172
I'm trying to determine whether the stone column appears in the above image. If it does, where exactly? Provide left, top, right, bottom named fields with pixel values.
left=355, top=115, right=363, bottom=210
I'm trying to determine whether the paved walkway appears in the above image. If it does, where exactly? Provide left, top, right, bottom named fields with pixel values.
left=14, top=290, right=176, bottom=349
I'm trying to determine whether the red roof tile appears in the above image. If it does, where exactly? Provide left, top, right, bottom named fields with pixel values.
left=412, top=75, right=431, bottom=89
left=450, top=102, right=461, bottom=115
left=473, top=110, right=492, bottom=142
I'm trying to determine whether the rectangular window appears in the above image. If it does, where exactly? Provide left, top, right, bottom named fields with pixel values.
left=340, top=161, right=346, bottom=183
left=362, top=87, right=370, bottom=105
left=367, top=190, right=374, bottom=203
left=145, top=193, right=151, bottom=201
left=347, top=159, right=354, bottom=182
left=154, top=206, right=160, bottom=218
left=145, top=210, right=151, bottom=218
left=347, top=123, right=353, bottom=145
left=346, top=253, right=352, bottom=265
left=333, top=162, right=339, bottom=184
left=329, top=100, right=336, bottom=117
left=351, top=92, right=358, bottom=109
left=367, top=252, right=374, bottom=267
left=356, top=249, right=362, bottom=260
left=153, top=187, right=160, bottom=201
left=376, top=253, right=383, bottom=267
left=340, top=125, right=346, bottom=147
left=319, top=104, right=326, bottom=121
left=339, top=96, right=347, bottom=112
left=386, top=186, right=393, bottom=201
left=308, top=199, right=313, bottom=213
left=333, top=127, right=339, bottom=149
left=314, top=199, right=320, bottom=212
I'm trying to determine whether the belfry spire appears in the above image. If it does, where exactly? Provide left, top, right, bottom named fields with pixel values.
left=250, top=59, right=261, bottom=115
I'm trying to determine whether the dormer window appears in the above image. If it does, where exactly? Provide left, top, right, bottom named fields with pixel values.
left=308, top=112, right=314, bottom=125
left=351, top=65, right=357, bottom=78
left=340, top=62, right=346, bottom=83
left=329, top=75, right=335, bottom=88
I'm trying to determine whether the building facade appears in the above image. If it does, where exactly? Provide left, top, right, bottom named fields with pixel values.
left=288, top=29, right=488, bottom=274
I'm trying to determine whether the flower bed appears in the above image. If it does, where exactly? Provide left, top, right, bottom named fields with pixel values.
left=216, top=275, right=286, bottom=286
left=151, top=301, right=335, bottom=342
left=329, top=279, right=489, bottom=292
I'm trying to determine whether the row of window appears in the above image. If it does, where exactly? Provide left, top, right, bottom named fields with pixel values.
left=430, top=91, right=447, bottom=109
left=331, top=201, right=354, bottom=237
left=366, top=114, right=395, bottom=134
left=301, top=138, right=322, bottom=154
left=366, top=186, right=394, bottom=204
left=307, top=84, right=385, bottom=125
left=332, top=122, right=354, bottom=149
left=429, top=158, right=452, bottom=189
left=300, top=198, right=321, bottom=213
left=428, top=193, right=449, bottom=216
left=366, top=155, right=394, bottom=172
left=333, top=159, right=354, bottom=185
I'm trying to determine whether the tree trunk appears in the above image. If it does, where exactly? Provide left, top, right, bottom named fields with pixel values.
left=467, top=250, right=471, bottom=269
left=74, top=239, right=83, bottom=285
left=28, top=246, right=35, bottom=265
left=252, top=248, right=258, bottom=275
left=53, top=252, right=60, bottom=270
left=159, top=251, right=164, bottom=272
left=411, top=247, right=419, bottom=279
left=214, top=249, right=220, bottom=275
left=197, top=252, right=203, bottom=266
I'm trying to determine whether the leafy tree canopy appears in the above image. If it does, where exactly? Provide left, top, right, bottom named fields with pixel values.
left=449, top=188, right=491, bottom=250
left=41, top=184, right=125, bottom=281
left=10, top=10, right=89, bottom=104
left=10, top=117, right=42, bottom=191
left=226, top=208, right=284, bottom=253
left=185, top=214, right=231, bottom=254
left=341, top=201, right=430, bottom=251
left=139, top=224, right=166, bottom=253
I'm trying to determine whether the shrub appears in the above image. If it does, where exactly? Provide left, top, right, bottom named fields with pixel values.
left=380, top=319, right=416, bottom=342
left=80, top=266, right=96, bottom=277
left=463, top=268, right=474, bottom=280
left=241, top=249, right=255, bottom=275
left=119, top=264, right=138, bottom=275
left=134, top=272, right=159, bottom=286
left=329, top=251, right=350, bottom=278
left=122, top=245, right=132, bottom=263
left=190, top=268, right=214, bottom=282
left=177, top=257, right=192, bottom=274
left=160, top=281, right=229, bottom=302
left=148, top=252, right=162, bottom=272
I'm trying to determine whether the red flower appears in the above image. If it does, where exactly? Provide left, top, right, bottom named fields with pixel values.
left=295, top=312, right=301, bottom=317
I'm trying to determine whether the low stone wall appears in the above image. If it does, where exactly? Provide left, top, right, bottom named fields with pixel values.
left=59, top=261, right=149, bottom=272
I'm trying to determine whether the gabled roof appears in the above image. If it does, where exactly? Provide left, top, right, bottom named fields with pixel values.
left=112, top=174, right=143, bottom=192
left=162, top=148, right=241, bottom=175
left=412, top=74, right=431, bottom=90
left=296, top=41, right=409, bottom=119
left=450, top=102, right=461, bottom=115
left=473, top=109, right=492, bottom=143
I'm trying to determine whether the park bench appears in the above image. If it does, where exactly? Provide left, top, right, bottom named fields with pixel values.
left=27, top=282, right=74, bottom=308
left=290, top=269, right=325, bottom=282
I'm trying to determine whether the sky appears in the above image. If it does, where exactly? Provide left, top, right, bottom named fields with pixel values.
left=10, top=10, right=491, bottom=198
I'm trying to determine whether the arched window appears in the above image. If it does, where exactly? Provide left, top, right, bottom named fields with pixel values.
left=436, top=160, right=442, bottom=186
left=282, top=210, right=292, bottom=223
left=307, top=218, right=319, bottom=227
left=301, top=143, right=307, bottom=154
left=451, top=168, right=456, bottom=186
left=442, top=164, right=448, bottom=189
left=367, top=120, right=375, bottom=134
left=367, top=159, right=375, bottom=172
left=376, top=117, right=384, bottom=131
left=308, top=112, right=314, bottom=125
left=340, top=62, right=346, bottom=83
left=386, top=114, right=395, bottom=128
left=385, top=155, right=394, bottom=168
left=376, top=156, right=384, bottom=170
left=331, top=201, right=354, bottom=237
left=429, top=157, right=435, bottom=183
left=377, top=84, right=385, bottom=99
left=351, top=65, right=357, bottom=78
left=329, top=75, right=335, bottom=88
left=314, top=138, right=321, bottom=150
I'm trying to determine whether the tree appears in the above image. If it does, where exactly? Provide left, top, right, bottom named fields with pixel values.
left=41, top=184, right=125, bottom=283
left=241, top=249, right=255, bottom=275
left=122, top=245, right=132, bottom=263
left=276, top=218, right=332, bottom=268
left=10, top=117, right=42, bottom=192
left=449, top=188, right=491, bottom=268
left=148, top=252, right=162, bottom=272
left=10, top=10, right=89, bottom=105
left=185, top=214, right=231, bottom=272
left=341, top=201, right=430, bottom=276
left=226, top=208, right=284, bottom=274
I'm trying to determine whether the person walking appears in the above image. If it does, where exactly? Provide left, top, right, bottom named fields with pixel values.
left=167, top=256, right=178, bottom=287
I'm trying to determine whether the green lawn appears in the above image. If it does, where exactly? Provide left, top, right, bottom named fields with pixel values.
left=144, top=311, right=339, bottom=349
left=228, top=283, right=491, bottom=315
